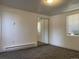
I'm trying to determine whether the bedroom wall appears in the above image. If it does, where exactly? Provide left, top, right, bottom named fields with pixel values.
left=0, top=5, right=49, bottom=51
left=49, top=10, right=79, bottom=51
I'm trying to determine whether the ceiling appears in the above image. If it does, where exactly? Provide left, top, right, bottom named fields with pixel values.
left=1, top=0, right=79, bottom=16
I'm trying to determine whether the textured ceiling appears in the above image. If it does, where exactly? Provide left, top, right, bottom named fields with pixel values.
left=1, top=0, right=79, bottom=16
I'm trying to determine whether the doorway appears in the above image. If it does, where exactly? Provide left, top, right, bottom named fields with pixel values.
left=37, top=17, right=49, bottom=46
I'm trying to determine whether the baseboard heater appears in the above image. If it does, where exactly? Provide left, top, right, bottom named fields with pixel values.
left=4, top=43, right=37, bottom=52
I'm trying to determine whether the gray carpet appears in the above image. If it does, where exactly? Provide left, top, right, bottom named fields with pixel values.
left=0, top=45, right=79, bottom=59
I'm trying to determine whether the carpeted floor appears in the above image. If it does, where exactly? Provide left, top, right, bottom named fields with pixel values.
left=0, top=45, right=79, bottom=59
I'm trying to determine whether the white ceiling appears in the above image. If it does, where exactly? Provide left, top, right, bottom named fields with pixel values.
left=1, top=0, right=79, bottom=16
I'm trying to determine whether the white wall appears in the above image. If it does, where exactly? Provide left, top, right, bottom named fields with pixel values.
left=0, top=5, right=49, bottom=51
left=2, top=6, right=37, bottom=49
left=49, top=10, right=79, bottom=51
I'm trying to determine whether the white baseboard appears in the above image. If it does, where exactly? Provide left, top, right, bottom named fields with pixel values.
left=1, top=43, right=37, bottom=52
left=49, top=43, right=79, bottom=51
